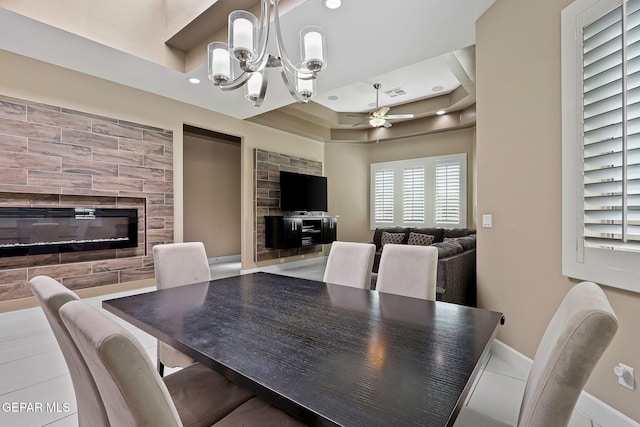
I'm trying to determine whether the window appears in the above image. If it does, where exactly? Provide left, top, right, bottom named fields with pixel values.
left=562, top=0, right=640, bottom=292
left=370, top=154, right=466, bottom=229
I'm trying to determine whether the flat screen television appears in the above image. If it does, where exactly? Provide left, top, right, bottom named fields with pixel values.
left=279, top=171, right=328, bottom=213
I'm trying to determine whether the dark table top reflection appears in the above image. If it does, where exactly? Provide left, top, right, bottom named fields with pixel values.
left=103, top=272, right=503, bottom=427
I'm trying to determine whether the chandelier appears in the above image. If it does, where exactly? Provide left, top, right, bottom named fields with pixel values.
left=207, top=0, right=327, bottom=107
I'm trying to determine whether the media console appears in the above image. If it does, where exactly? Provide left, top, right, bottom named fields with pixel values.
left=264, top=215, right=337, bottom=249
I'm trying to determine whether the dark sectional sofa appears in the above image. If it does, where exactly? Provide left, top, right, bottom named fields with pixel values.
left=371, top=227, right=477, bottom=307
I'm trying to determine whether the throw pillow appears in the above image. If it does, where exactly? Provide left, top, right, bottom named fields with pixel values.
left=407, top=232, right=434, bottom=246
left=381, top=231, right=405, bottom=247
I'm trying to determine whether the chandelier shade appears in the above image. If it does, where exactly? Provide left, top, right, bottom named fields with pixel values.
left=207, top=0, right=326, bottom=107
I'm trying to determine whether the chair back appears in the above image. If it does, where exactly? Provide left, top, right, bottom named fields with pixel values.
left=153, top=242, right=211, bottom=369
left=153, top=242, right=211, bottom=289
left=517, top=281, right=618, bottom=427
left=29, top=276, right=109, bottom=427
left=323, top=241, right=376, bottom=289
left=60, top=300, right=183, bottom=427
left=375, top=243, right=438, bottom=300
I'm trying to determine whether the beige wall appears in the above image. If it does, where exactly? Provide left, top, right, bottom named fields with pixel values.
left=164, top=0, right=214, bottom=40
left=184, top=134, right=240, bottom=258
left=324, top=143, right=371, bottom=243
left=0, top=0, right=184, bottom=71
left=0, top=48, right=323, bottom=278
left=324, top=127, right=476, bottom=244
left=477, top=0, right=640, bottom=420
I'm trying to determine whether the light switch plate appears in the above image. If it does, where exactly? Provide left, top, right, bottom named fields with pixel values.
left=482, top=214, right=492, bottom=228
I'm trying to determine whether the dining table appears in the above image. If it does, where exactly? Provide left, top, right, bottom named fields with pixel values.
left=102, top=272, right=504, bottom=427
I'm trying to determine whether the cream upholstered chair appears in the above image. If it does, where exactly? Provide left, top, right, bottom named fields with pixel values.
left=59, top=300, right=305, bottom=427
left=375, top=243, right=438, bottom=300
left=31, top=276, right=254, bottom=427
left=323, top=241, right=376, bottom=289
left=29, top=275, right=109, bottom=427
left=455, top=281, right=618, bottom=427
left=153, top=242, right=211, bottom=375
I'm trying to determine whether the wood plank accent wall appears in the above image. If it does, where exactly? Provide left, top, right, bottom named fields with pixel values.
left=254, top=149, right=322, bottom=261
left=0, top=94, right=174, bottom=301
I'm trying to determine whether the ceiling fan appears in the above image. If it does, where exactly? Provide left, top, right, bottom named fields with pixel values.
left=349, top=83, right=415, bottom=128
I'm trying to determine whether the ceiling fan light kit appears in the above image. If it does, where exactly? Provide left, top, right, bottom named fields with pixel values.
left=208, top=0, right=327, bottom=107
left=369, top=117, right=386, bottom=127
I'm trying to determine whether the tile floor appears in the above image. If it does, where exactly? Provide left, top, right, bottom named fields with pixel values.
left=0, top=257, right=597, bottom=427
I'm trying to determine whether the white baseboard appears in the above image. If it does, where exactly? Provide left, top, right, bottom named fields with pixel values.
left=241, top=256, right=327, bottom=275
left=208, top=254, right=241, bottom=264
left=491, top=340, right=639, bottom=427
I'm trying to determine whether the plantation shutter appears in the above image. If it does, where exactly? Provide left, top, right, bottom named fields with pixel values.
left=582, top=0, right=640, bottom=252
left=374, top=169, right=394, bottom=223
left=402, top=166, right=425, bottom=222
left=435, top=162, right=461, bottom=224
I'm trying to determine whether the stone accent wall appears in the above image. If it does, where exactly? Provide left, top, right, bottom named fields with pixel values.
left=254, top=149, right=322, bottom=261
left=0, top=94, right=173, bottom=301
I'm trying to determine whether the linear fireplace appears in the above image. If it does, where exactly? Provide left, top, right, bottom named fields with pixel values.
left=0, top=207, right=139, bottom=257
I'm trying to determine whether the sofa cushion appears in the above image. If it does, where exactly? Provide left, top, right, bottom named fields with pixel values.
left=443, top=228, right=476, bottom=238
left=432, top=241, right=464, bottom=258
left=407, top=232, right=435, bottom=246
left=373, top=227, right=410, bottom=250
left=444, top=234, right=476, bottom=250
left=410, top=228, right=445, bottom=243
left=456, top=235, right=477, bottom=250
left=381, top=232, right=405, bottom=247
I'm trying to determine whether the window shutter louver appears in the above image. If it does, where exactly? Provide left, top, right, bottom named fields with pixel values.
left=374, top=169, right=394, bottom=223
left=403, top=167, right=425, bottom=222
left=435, top=162, right=461, bottom=224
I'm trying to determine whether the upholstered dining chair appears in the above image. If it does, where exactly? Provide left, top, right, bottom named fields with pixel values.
left=59, top=299, right=306, bottom=427
left=455, top=281, right=618, bottom=427
left=375, top=243, right=438, bottom=300
left=323, top=241, right=376, bottom=289
left=153, top=242, right=212, bottom=375
left=30, top=275, right=254, bottom=427
left=29, top=275, right=109, bottom=427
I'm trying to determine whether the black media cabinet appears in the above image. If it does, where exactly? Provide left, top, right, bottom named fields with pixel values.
left=264, top=215, right=337, bottom=249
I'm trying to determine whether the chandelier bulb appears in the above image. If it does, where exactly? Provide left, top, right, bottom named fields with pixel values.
left=297, top=75, right=316, bottom=100
left=229, top=11, right=257, bottom=62
left=208, top=42, right=233, bottom=85
left=245, top=72, right=263, bottom=104
left=301, top=26, right=326, bottom=72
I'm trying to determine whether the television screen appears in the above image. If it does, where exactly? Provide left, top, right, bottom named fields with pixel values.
left=279, top=171, right=328, bottom=212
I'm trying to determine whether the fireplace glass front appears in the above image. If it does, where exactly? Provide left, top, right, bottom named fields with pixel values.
left=0, top=207, right=139, bottom=257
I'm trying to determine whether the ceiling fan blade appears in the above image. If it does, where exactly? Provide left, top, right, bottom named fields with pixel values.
left=383, top=121, right=392, bottom=128
left=384, top=114, right=415, bottom=120
left=377, top=107, right=390, bottom=116
left=352, top=119, right=371, bottom=127
left=346, top=113, right=370, bottom=117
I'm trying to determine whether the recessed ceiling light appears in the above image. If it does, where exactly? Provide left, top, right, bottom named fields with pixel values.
left=324, top=0, right=342, bottom=9
left=328, top=95, right=339, bottom=101
left=188, top=78, right=200, bottom=84
left=436, top=110, right=446, bottom=115
left=432, top=85, right=444, bottom=92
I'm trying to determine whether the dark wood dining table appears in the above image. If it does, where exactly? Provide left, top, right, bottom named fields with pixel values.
left=102, top=272, right=503, bottom=427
